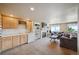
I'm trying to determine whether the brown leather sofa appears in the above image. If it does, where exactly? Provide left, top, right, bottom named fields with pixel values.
left=60, top=36, right=77, bottom=52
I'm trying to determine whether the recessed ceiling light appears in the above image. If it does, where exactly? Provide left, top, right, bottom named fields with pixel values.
left=10, top=14, right=13, bottom=17
left=27, top=19, right=30, bottom=20
left=30, top=7, right=35, bottom=11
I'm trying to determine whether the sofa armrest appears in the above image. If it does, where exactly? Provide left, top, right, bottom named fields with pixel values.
left=60, top=36, right=77, bottom=52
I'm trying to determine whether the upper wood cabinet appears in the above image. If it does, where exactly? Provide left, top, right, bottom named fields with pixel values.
left=26, top=20, right=33, bottom=32
left=2, top=14, right=19, bottom=29
left=0, top=15, right=2, bottom=28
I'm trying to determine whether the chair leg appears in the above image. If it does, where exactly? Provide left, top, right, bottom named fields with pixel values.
left=50, top=39, right=52, bottom=42
left=50, top=39, right=56, bottom=43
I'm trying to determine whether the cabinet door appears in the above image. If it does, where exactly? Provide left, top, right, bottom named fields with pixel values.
left=0, top=14, right=1, bottom=24
left=2, top=36, right=12, bottom=51
left=28, top=33, right=35, bottom=43
left=2, top=16, right=18, bottom=29
left=26, top=20, right=33, bottom=32
left=20, top=34, right=27, bottom=44
left=0, top=38, right=2, bottom=53
left=12, top=35, right=20, bottom=47
left=9, top=18, right=18, bottom=28
left=2, top=16, right=10, bottom=29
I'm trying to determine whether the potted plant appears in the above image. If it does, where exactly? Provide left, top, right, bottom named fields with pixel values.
left=67, top=28, right=75, bottom=32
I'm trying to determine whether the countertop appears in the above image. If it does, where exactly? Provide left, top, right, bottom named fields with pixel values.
left=0, top=29, right=27, bottom=37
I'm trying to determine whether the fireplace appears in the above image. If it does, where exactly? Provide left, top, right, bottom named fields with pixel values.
left=42, top=32, right=46, bottom=38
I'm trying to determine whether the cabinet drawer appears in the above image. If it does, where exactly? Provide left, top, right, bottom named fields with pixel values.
left=2, top=36, right=12, bottom=51
left=12, top=35, right=20, bottom=47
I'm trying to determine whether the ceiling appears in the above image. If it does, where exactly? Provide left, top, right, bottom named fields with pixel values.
left=0, top=3, right=78, bottom=23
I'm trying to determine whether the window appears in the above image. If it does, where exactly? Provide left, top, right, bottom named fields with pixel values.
left=51, top=24, right=60, bottom=32
left=67, top=23, right=78, bottom=32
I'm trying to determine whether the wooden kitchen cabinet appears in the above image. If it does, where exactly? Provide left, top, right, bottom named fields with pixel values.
left=12, top=35, right=20, bottom=47
left=0, top=14, right=2, bottom=28
left=26, top=20, right=33, bottom=32
left=1, top=36, right=12, bottom=51
left=20, top=34, right=28, bottom=45
left=0, top=34, right=28, bottom=52
left=2, top=14, right=18, bottom=29
left=0, top=38, right=2, bottom=53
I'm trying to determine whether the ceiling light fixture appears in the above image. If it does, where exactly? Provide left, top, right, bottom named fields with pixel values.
left=30, top=7, right=35, bottom=11
left=27, top=19, right=30, bottom=20
left=10, top=14, right=13, bottom=17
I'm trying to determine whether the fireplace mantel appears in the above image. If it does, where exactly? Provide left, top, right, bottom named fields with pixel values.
left=41, top=30, right=47, bottom=38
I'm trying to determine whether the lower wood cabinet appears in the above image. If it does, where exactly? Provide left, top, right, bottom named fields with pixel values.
left=0, top=33, right=28, bottom=52
left=1, top=36, right=12, bottom=51
left=20, top=34, right=27, bottom=45
left=12, top=35, right=20, bottom=48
